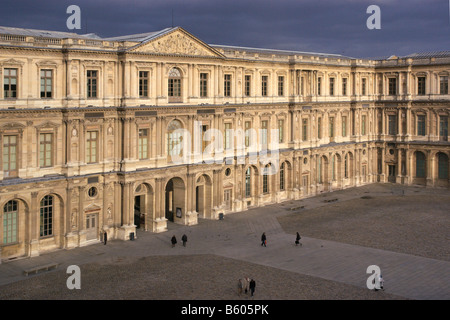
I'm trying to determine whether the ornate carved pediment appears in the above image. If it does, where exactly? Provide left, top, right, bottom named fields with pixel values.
left=129, top=28, right=224, bottom=58
left=0, top=58, right=25, bottom=66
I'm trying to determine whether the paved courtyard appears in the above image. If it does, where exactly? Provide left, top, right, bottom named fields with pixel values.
left=0, top=183, right=449, bottom=300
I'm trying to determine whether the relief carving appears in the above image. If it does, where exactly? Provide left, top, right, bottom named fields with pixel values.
left=134, top=32, right=216, bottom=57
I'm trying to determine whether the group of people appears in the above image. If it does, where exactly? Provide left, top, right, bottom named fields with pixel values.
left=171, top=234, right=188, bottom=247
left=238, top=277, right=256, bottom=297
left=260, top=232, right=302, bottom=247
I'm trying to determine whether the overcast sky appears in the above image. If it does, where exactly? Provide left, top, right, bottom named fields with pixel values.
left=0, top=0, right=448, bottom=58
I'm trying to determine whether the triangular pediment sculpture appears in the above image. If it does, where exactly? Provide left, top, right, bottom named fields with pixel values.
left=128, top=27, right=224, bottom=58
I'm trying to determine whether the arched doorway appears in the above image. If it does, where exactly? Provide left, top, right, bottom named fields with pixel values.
left=134, top=183, right=154, bottom=231
left=165, top=177, right=185, bottom=222
left=195, top=174, right=212, bottom=219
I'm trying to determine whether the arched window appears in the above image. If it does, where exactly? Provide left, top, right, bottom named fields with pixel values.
left=318, top=157, right=323, bottom=183
left=344, top=154, right=348, bottom=179
left=3, top=200, right=18, bottom=244
left=245, top=167, right=251, bottom=197
left=280, top=162, right=285, bottom=191
left=263, top=164, right=270, bottom=193
left=416, top=151, right=426, bottom=178
left=168, top=68, right=182, bottom=103
left=332, top=155, right=336, bottom=181
left=40, top=195, right=53, bottom=237
left=438, top=153, right=449, bottom=179
left=167, top=120, right=183, bottom=159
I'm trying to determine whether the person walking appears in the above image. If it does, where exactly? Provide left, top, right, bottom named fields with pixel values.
left=249, top=279, right=256, bottom=297
left=171, top=235, right=177, bottom=248
left=261, top=232, right=266, bottom=247
left=103, top=230, right=108, bottom=245
left=295, top=232, right=302, bottom=246
left=182, top=234, right=188, bottom=247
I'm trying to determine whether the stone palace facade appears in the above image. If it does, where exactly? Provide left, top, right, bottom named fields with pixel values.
left=0, top=26, right=448, bottom=261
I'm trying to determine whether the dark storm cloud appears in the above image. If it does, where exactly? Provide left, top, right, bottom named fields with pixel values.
left=0, top=0, right=448, bottom=58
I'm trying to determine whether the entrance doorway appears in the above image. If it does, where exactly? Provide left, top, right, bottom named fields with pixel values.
left=134, top=195, right=144, bottom=229
left=165, top=177, right=185, bottom=222
left=86, top=213, right=98, bottom=241
left=388, top=165, right=396, bottom=183
left=195, top=175, right=212, bottom=219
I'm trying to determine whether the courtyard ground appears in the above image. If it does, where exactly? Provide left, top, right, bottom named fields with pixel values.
left=0, top=183, right=448, bottom=300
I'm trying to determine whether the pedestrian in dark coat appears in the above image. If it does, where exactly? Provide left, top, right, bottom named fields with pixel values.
left=182, top=234, right=188, bottom=247
left=103, top=231, right=107, bottom=245
left=171, top=235, right=177, bottom=248
left=295, top=232, right=302, bottom=246
left=261, top=232, right=266, bottom=247
left=249, top=279, right=256, bottom=297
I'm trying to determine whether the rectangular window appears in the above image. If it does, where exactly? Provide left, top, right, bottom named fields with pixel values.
left=278, top=119, right=284, bottom=143
left=200, top=73, right=208, bottom=97
left=224, top=123, right=232, bottom=150
left=329, top=78, right=335, bottom=96
left=300, top=76, right=305, bottom=96
left=138, top=129, right=148, bottom=159
left=87, top=70, right=98, bottom=98
left=417, top=115, right=426, bottom=136
left=440, top=116, right=448, bottom=141
left=224, top=74, right=231, bottom=97
left=263, top=168, right=269, bottom=194
left=3, top=135, right=18, bottom=177
left=139, top=71, right=149, bottom=97
left=388, top=115, right=397, bottom=135
left=302, top=119, right=308, bottom=141
left=244, top=75, right=251, bottom=97
left=417, top=77, right=426, bottom=95
left=342, top=116, right=347, bottom=137
left=86, top=131, right=98, bottom=163
left=245, top=169, right=251, bottom=197
left=361, top=115, right=367, bottom=135
left=261, top=120, right=268, bottom=148
left=440, top=76, right=448, bottom=95
left=342, top=78, right=347, bottom=96
left=245, top=121, right=251, bottom=148
left=39, top=133, right=53, bottom=167
left=168, top=78, right=181, bottom=97
left=261, top=76, right=268, bottom=96
left=278, top=76, right=284, bottom=96
left=388, top=78, right=397, bottom=95
left=40, top=69, right=53, bottom=98
left=4, top=68, right=18, bottom=98
left=361, top=78, right=367, bottom=96
left=329, top=117, right=335, bottom=138
left=317, top=117, right=322, bottom=139
left=317, top=77, right=322, bottom=96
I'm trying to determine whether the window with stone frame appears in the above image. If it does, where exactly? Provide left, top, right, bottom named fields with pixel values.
left=40, top=195, right=53, bottom=237
left=2, top=134, right=18, bottom=178
left=87, top=70, right=98, bottom=98
left=4, top=68, right=18, bottom=98
left=86, top=131, right=98, bottom=163
left=417, top=115, right=426, bottom=136
left=224, top=74, right=231, bottom=97
left=278, top=76, right=284, bottom=96
left=440, top=76, right=448, bottom=95
left=138, top=128, right=149, bottom=159
left=40, top=69, right=53, bottom=98
left=139, top=71, right=149, bottom=98
left=39, top=132, right=53, bottom=167
left=261, top=75, right=268, bottom=97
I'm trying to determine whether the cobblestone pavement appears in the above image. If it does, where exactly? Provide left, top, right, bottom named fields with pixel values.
left=0, top=183, right=449, bottom=300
